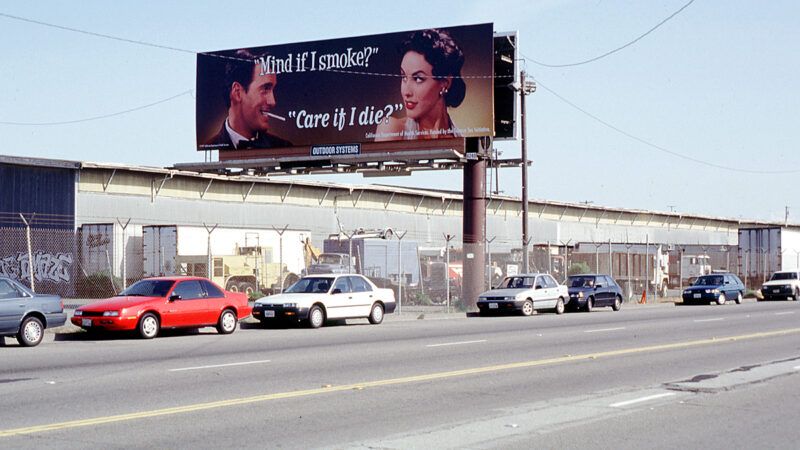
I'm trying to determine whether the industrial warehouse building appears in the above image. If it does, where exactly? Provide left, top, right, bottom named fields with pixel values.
left=1, top=154, right=795, bottom=299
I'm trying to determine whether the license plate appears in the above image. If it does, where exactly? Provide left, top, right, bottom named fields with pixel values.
left=773, top=289, right=780, bottom=293
left=693, top=294, right=701, bottom=299
left=488, top=303, right=498, bottom=309
left=82, top=318, right=92, bottom=327
left=264, top=310, right=275, bottom=318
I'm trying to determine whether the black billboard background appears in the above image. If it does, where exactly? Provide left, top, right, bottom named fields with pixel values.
left=196, top=23, right=493, bottom=151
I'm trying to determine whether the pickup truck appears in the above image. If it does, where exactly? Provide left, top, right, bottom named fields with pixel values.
left=760, top=271, right=800, bottom=301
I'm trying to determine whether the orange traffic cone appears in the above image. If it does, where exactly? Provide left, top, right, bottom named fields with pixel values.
left=639, top=290, right=647, bottom=304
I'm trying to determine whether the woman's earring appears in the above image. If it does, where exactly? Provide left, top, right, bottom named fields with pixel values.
left=440, top=88, right=448, bottom=96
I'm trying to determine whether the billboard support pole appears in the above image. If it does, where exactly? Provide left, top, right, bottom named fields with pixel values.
left=463, top=137, right=489, bottom=311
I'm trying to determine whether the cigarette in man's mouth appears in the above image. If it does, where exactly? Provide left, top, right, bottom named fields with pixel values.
left=267, top=112, right=286, bottom=121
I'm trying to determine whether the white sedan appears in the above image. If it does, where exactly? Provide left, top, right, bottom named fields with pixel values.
left=477, top=273, right=568, bottom=316
left=252, top=274, right=396, bottom=328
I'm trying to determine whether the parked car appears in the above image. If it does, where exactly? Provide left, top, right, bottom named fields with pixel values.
left=681, top=273, right=745, bottom=305
left=760, top=271, right=800, bottom=301
left=476, top=273, right=568, bottom=316
left=71, top=276, right=251, bottom=339
left=252, top=274, right=396, bottom=328
left=566, top=274, right=624, bottom=312
left=0, top=276, right=67, bottom=347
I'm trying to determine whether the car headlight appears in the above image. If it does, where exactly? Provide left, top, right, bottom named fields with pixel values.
left=713, top=289, right=720, bottom=294
left=578, top=292, right=584, bottom=298
left=683, top=290, right=691, bottom=295
left=73, top=310, right=83, bottom=317
left=283, top=303, right=297, bottom=308
left=102, top=311, right=120, bottom=317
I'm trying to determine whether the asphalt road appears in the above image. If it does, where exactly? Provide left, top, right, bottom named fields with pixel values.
left=2, top=300, right=800, bottom=449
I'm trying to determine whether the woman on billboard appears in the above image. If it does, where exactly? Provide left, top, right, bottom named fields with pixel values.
left=375, top=29, right=465, bottom=141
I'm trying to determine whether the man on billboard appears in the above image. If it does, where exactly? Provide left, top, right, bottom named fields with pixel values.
left=204, top=49, right=292, bottom=150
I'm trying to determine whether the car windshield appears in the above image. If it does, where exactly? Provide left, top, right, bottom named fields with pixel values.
left=694, top=276, right=724, bottom=286
left=285, top=277, right=334, bottom=294
left=120, top=279, right=175, bottom=297
left=498, top=276, right=534, bottom=289
left=770, top=272, right=798, bottom=281
left=317, top=254, right=343, bottom=264
left=568, top=276, right=595, bottom=288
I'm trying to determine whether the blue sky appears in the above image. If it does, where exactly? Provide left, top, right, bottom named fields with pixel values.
left=1, top=1, right=798, bottom=222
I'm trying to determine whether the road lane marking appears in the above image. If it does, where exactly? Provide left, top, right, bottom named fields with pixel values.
left=426, top=340, right=487, bottom=348
left=610, top=392, right=675, bottom=408
left=775, top=312, right=795, bottom=316
left=168, top=360, right=271, bottom=372
left=694, top=318, right=724, bottom=323
left=3, top=327, right=800, bottom=438
left=584, top=327, right=626, bottom=333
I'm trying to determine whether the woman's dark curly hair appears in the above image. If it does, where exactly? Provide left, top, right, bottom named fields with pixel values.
left=400, top=29, right=466, bottom=108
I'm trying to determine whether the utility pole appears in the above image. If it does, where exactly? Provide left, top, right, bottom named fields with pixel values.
left=517, top=70, right=536, bottom=273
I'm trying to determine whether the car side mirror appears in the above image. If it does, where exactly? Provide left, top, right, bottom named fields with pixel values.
left=332, top=288, right=342, bottom=294
left=595, top=284, right=603, bottom=289
left=169, top=294, right=181, bottom=302
left=535, top=285, right=543, bottom=290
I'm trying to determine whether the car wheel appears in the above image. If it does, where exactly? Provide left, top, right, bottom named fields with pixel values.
left=216, top=309, right=237, bottom=334
left=238, top=282, right=256, bottom=297
left=612, top=295, right=622, bottom=311
left=585, top=297, right=594, bottom=312
left=226, top=282, right=240, bottom=293
left=368, top=303, right=384, bottom=324
left=716, top=293, right=727, bottom=306
left=555, top=297, right=565, bottom=315
left=308, top=305, right=325, bottom=328
left=794, top=288, right=800, bottom=301
left=735, top=292, right=743, bottom=304
left=138, top=313, right=160, bottom=339
left=521, top=299, right=534, bottom=316
left=17, top=316, right=44, bottom=347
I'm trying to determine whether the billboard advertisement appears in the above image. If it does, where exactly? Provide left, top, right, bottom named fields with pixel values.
left=196, top=23, right=494, bottom=156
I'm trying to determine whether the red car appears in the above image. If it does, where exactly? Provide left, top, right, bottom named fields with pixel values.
left=71, top=277, right=251, bottom=339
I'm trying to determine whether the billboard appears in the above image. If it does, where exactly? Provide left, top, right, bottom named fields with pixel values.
left=196, top=23, right=494, bottom=157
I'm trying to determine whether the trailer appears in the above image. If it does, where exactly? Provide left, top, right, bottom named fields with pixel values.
left=142, top=225, right=310, bottom=295
left=78, top=222, right=143, bottom=289
left=571, top=242, right=670, bottom=298
left=738, top=227, right=800, bottom=289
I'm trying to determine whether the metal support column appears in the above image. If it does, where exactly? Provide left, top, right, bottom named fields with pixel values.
left=462, top=137, right=488, bottom=311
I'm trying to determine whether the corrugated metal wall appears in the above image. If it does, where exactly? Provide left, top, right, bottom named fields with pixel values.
left=0, top=164, right=76, bottom=229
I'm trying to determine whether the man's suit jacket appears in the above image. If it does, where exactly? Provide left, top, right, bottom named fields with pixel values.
left=205, top=122, right=293, bottom=150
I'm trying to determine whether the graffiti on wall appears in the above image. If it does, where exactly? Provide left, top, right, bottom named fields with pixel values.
left=0, top=251, right=74, bottom=283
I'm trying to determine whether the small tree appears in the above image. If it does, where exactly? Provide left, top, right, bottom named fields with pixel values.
left=567, top=261, right=591, bottom=276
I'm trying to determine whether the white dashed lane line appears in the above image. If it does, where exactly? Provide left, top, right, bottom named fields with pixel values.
left=169, top=360, right=271, bottom=372
left=584, top=327, right=626, bottom=333
left=775, top=311, right=795, bottom=316
left=609, top=392, right=676, bottom=408
left=426, top=340, right=487, bottom=348
left=693, top=318, right=724, bottom=323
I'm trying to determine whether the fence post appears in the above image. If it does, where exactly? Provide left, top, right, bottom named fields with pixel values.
left=19, top=213, right=34, bottom=292
left=396, top=230, right=407, bottom=315
left=444, top=234, right=455, bottom=313
left=117, top=218, right=131, bottom=290
left=272, top=225, right=289, bottom=293
left=203, top=223, right=218, bottom=280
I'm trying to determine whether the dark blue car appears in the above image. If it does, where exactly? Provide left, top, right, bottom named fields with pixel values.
left=0, top=276, right=66, bottom=347
left=566, top=274, right=624, bottom=312
left=682, top=273, right=745, bottom=305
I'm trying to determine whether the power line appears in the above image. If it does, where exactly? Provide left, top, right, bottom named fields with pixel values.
left=523, top=0, right=696, bottom=68
left=532, top=78, right=800, bottom=174
left=0, top=12, right=196, bottom=54
left=0, top=90, right=193, bottom=126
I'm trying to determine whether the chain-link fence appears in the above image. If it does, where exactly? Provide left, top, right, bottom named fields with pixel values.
left=0, top=218, right=757, bottom=312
